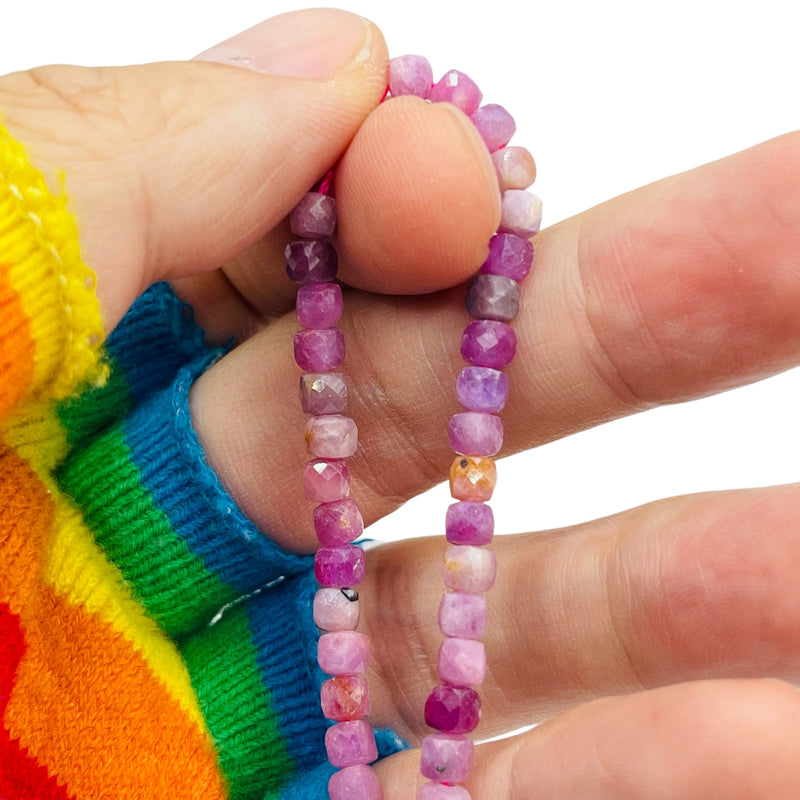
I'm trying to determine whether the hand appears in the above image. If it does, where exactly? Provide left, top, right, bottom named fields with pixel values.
left=4, top=7, right=800, bottom=798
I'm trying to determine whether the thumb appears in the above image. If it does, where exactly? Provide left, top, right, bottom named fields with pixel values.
left=0, top=8, right=387, bottom=329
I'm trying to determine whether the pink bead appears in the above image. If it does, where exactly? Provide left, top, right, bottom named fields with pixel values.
left=296, top=283, right=343, bottom=328
left=456, top=368, right=508, bottom=415
left=303, top=459, right=350, bottom=502
left=430, top=70, right=483, bottom=115
left=419, top=734, right=474, bottom=783
left=443, top=546, right=497, bottom=593
left=460, top=320, right=516, bottom=369
left=438, top=592, right=487, bottom=639
left=416, top=783, right=472, bottom=800
left=321, top=675, right=371, bottom=721
left=470, top=104, right=516, bottom=152
left=491, top=146, right=536, bottom=191
left=285, top=240, right=338, bottom=283
left=315, top=545, right=366, bottom=588
left=305, top=414, right=358, bottom=458
left=445, top=501, right=494, bottom=546
left=448, top=412, right=503, bottom=457
left=318, top=631, right=371, bottom=675
left=480, top=233, right=534, bottom=281
left=438, top=638, right=486, bottom=687
left=300, top=373, right=348, bottom=415
left=424, top=684, right=481, bottom=734
left=290, top=192, right=337, bottom=239
left=314, top=499, right=364, bottom=545
left=325, top=719, right=378, bottom=767
left=329, top=764, right=383, bottom=800
left=499, top=190, right=543, bottom=238
left=314, top=587, right=360, bottom=631
left=294, top=328, right=345, bottom=371
left=389, top=54, right=433, bottom=99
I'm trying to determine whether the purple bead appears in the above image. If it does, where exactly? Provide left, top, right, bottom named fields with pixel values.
left=303, top=458, right=350, bottom=502
left=448, top=412, right=503, bottom=457
left=285, top=239, right=338, bottom=283
left=445, top=501, right=494, bottom=546
left=305, top=414, right=358, bottom=458
left=443, top=546, right=497, bottom=593
left=314, top=499, right=364, bottom=545
left=296, top=283, right=343, bottom=328
left=290, top=192, right=337, bottom=239
left=439, top=592, right=487, bottom=639
left=419, top=734, right=474, bottom=783
left=416, top=783, right=472, bottom=800
left=429, top=70, right=482, bottom=116
left=499, top=190, right=542, bottom=238
left=389, top=54, right=433, bottom=98
left=318, top=631, right=371, bottom=675
left=460, top=320, right=516, bottom=368
left=424, top=684, right=481, bottom=734
left=315, top=545, right=366, bottom=588
left=329, top=764, right=383, bottom=800
left=438, top=638, right=486, bottom=687
left=470, top=104, right=516, bottom=152
left=314, top=587, right=360, bottom=631
left=300, top=373, right=348, bottom=415
left=294, top=328, right=345, bottom=371
left=325, top=719, right=378, bottom=767
left=491, top=146, right=536, bottom=191
left=480, top=233, right=534, bottom=281
left=456, top=367, right=508, bottom=414
left=466, top=274, right=520, bottom=321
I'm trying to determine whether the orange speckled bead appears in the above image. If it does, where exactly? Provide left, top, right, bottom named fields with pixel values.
left=449, top=456, right=497, bottom=502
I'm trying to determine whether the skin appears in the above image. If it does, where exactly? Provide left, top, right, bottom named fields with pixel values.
left=3, top=8, right=800, bottom=797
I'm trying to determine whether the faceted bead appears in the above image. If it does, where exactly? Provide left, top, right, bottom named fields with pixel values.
left=329, top=764, right=384, bottom=800
left=499, top=190, right=543, bottom=238
left=315, top=545, right=366, bottom=588
left=448, top=412, right=503, bottom=457
left=314, top=499, right=364, bottom=545
left=445, top=501, right=494, bottom=546
left=460, top=320, right=516, bottom=368
left=424, top=684, right=481, bottom=734
left=438, top=638, right=486, bottom=687
left=303, top=458, right=350, bottom=502
left=318, top=631, right=371, bottom=675
left=290, top=192, right=337, bottom=239
left=313, top=587, right=360, bottom=631
left=305, top=414, right=358, bottom=458
left=466, top=274, right=520, bottom=321
left=325, top=719, right=378, bottom=767
left=321, top=675, right=371, bottom=721
left=419, top=734, right=474, bottom=783
left=491, top=146, right=537, bottom=191
left=416, top=782, right=472, bottom=800
left=456, top=367, right=508, bottom=414
left=389, top=54, right=433, bottom=99
left=285, top=239, right=338, bottom=283
left=300, top=373, right=348, bottom=415
left=429, top=70, right=482, bottom=116
left=470, top=104, right=516, bottom=152
left=296, top=283, right=343, bottom=328
left=294, top=328, right=345, bottom=371
left=439, top=592, right=487, bottom=639
left=449, top=456, right=497, bottom=502
left=443, top=545, right=497, bottom=593
left=480, top=233, right=534, bottom=281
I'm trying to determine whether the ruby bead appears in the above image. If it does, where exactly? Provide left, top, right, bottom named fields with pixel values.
left=305, top=414, right=358, bottom=458
left=290, top=192, right=337, bottom=239
left=321, top=675, right=371, bottom=721
left=480, top=232, right=534, bottom=281
left=416, top=783, right=472, bottom=800
left=314, top=499, right=364, bottom=545
left=430, top=70, right=482, bottom=115
left=448, top=412, right=503, bottom=457
left=325, top=719, right=378, bottom=767
left=470, top=103, right=516, bottom=151
left=456, top=367, right=508, bottom=414
left=438, top=638, right=486, bottom=687
left=491, top=146, right=536, bottom=191
left=329, top=765, right=383, bottom=800
left=439, top=592, right=487, bottom=639
left=300, top=373, right=348, bottom=415
left=294, top=328, right=345, bottom=371
left=443, top=545, right=497, bottom=593
left=424, top=684, right=481, bottom=734
left=389, top=54, right=433, bottom=99
left=285, top=240, right=338, bottom=283
left=499, top=190, right=543, bottom=238
left=445, top=501, right=494, bottom=546
left=303, top=458, right=350, bottom=502
left=449, top=456, right=496, bottom=502
left=318, top=631, right=371, bottom=675
left=419, top=734, right=474, bottom=783
left=466, top=274, right=520, bottom=321
left=315, top=545, right=366, bottom=588
left=460, top=320, right=516, bottom=368
left=296, top=283, right=343, bottom=328
left=314, top=587, right=360, bottom=631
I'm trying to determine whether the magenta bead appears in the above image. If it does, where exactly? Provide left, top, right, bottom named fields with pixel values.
left=325, top=719, right=378, bottom=767
left=303, top=459, right=350, bottom=502
left=290, top=192, right=337, bottom=239
left=318, top=631, right=371, bottom=675
left=294, top=328, right=345, bottom=371
left=329, top=764, right=383, bottom=800
left=315, top=545, right=366, bottom=588
left=466, top=274, right=520, bottom=321
left=470, top=103, right=516, bottom=152
left=480, top=233, right=533, bottom=281
left=491, top=146, right=536, bottom=191
left=448, top=412, right=503, bottom=457
left=443, top=545, right=497, bottom=593
left=456, top=367, right=508, bottom=414
left=416, top=783, right=472, bottom=800
left=321, top=675, right=371, bottom=721
left=305, top=414, right=358, bottom=458
left=314, top=587, right=360, bottom=631
left=424, top=685, right=481, bottom=734
left=499, top=190, right=542, bottom=238
left=285, top=239, right=338, bottom=283
left=429, top=70, right=482, bottom=115
left=438, top=592, right=487, bottom=639
left=420, top=734, right=474, bottom=783
left=389, top=54, right=433, bottom=98
left=445, top=501, right=494, bottom=546
left=300, top=373, right=348, bottom=415
left=438, top=638, right=486, bottom=687
left=314, top=499, right=364, bottom=545
left=296, top=283, right=343, bottom=328
left=460, top=320, right=516, bottom=368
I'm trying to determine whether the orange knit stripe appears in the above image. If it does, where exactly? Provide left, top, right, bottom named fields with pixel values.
left=0, top=266, right=35, bottom=423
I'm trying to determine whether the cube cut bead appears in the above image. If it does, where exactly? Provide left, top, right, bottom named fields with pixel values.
left=438, top=638, right=486, bottom=687
left=429, top=70, right=482, bottom=115
left=300, top=373, right=348, bottom=415
left=445, top=501, right=494, bottom=546
left=313, top=587, right=360, bottom=631
left=460, top=320, right=516, bottom=369
left=419, top=734, right=474, bottom=783
left=329, top=764, right=384, bottom=800
left=456, top=367, right=508, bottom=414
left=499, top=190, right=543, bottom=238
left=303, top=458, right=350, bottom=502
left=416, top=783, right=472, bottom=800
left=294, top=328, right=345, bottom=371
left=318, top=631, right=371, bottom=675
left=321, top=675, right=371, bottom=721
left=315, top=545, right=366, bottom=588
left=325, top=719, right=378, bottom=768
left=296, top=283, right=343, bottom=328
left=491, top=146, right=537, bottom=191
left=449, top=456, right=496, bottom=502
left=480, top=233, right=534, bottom=281
left=290, top=192, right=337, bottom=239
left=285, top=240, right=338, bottom=283
left=443, top=545, right=497, bottom=593
left=439, top=592, right=487, bottom=639
left=470, top=103, right=516, bottom=151
left=305, top=414, right=358, bottom=458
left=448, top=412, right=503, bottom=457
left=466, top=274, right=520, bottom=321
left=424, top=684, right=481, bottom=734
left=389, top=54, right=433, bottom=98
left=314, top=499, right=363, bottom=545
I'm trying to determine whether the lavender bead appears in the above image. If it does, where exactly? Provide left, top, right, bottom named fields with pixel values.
left=445, top=501, right=494, bottom=546
left=419, top=734, right=474, bottom=783
left=315, top=545, right=366, bottom=588
left=325, top=719, right=378, bottom=767
left=470, top=103, right=516, bottom=152
left=314, top=587, right=360, bottom=631
left=290, top=192, right=337, bottom=239
left=314, top=499, right=363, bottom=545
left=300, top=373, right=348, bottom=415
left=389, top=54, right=433, bottom=98
left=443, top=545, right=497, bottom=593
left=329, top=764, right=383, bottom=800
left=424, top=684, right=481, bottom=734
left=448, top=412, right=503, bottom=457
left=416, top=783, right=472, bottom=800
left=480, top=233, right=534, bottom=281
left=466, top=274, right=520, bottom=321
left=499, top=190, right=543, bottom=238
left=318, top=631, right=371, bottom=675
left=460, top=320, right=516, bottom=368
left=296, top=283, right=343, bottom=328
left=285, top=240, right=338, bottom=283
left=305, top=414, right=358, bottom=458
left=491, top=146, right=536, bottom=191
left=429, top=70, right=482, bottom=115
left=438, top=638, right=486, bottom=687
left=456, top=367, right=508, bottom=414
left=294, top=328, right=345, bottom=371
left=439, top=592, right=487, bottom=639
left=303, top=458, right=350, bottom=502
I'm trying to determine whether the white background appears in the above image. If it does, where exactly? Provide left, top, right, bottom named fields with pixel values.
left=2, top=1, right=798, bottom=542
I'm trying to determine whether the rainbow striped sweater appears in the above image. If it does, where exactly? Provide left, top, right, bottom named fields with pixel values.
left=0, top=125, right=402, bottom=798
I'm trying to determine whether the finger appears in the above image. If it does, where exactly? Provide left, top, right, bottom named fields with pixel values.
left=0, top=9, right=388, bottom=329
left=375, top=679, right=800, bottom=799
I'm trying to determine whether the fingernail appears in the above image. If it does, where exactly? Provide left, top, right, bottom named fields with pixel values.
left=195, top=8, right=371, bottom=79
